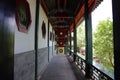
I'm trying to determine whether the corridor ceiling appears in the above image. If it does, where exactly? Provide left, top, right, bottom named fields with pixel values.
left=41, top=0, right=102, bottom=47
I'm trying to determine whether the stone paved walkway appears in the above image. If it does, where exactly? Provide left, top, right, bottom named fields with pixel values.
left=40, top=54, right=85, bottom=80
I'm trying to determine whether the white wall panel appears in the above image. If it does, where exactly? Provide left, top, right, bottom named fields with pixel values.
left=14, top=0, right=36, bottom=54
left=14, top=1, right=54, bottom=54
left=38, top=5, right=48, bottom=49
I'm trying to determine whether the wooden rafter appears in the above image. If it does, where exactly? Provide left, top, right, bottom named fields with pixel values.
left=64, top=0, right=67, bottom=9
left=41, top=0, right=49, bottom=15
left=58, top=0, right=61, bottom=9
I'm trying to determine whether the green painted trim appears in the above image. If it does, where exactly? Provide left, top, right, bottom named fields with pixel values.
left=64, top=45, right=68, bottom=54
left=70, top=32, right=72, bottom=55
left=0, top=1, right=15, bottom=79
left=85, top=15, right=93, bottom=64
left=48, top=20, right=50, bottom=62
left=52, top=28, right=54, bottom=56
left=74, top=20, right=77, bottom=61
left=74, top=20, right=77, bottom=54
left=64, top=46, right=66, bottom=54
left=84, top=0, right=93, bottom=78
left=35, top=0, right=40, bottom=80
left=67, top=31, right=69, bottom=52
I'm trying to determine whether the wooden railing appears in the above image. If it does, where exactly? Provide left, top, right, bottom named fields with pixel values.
left=69, top=51, right=113, bottom=80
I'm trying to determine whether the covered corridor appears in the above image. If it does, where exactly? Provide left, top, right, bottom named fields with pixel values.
left=0, top=0, right=120, bottom=80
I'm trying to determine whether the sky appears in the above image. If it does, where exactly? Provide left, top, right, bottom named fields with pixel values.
left=92, top=0, right=112, bottom=32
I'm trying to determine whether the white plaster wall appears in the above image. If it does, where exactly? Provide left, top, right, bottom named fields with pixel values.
left=38, top=5, right=54, bottom=48
left=38, top=5, right=48, bottom=49
left=14, top=1, right=54, bottom=53
left=14, top=0, right=36, bottom=54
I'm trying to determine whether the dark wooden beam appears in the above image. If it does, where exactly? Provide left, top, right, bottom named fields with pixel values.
left=64, top=0, right=67, bottom=9
left=41, top=0, right=49, bottom=15
left=58, top=0, right=61, bottom=9
left=74, top=0, right=84, bottom=16
left=49, top=16, right=73, bottom=19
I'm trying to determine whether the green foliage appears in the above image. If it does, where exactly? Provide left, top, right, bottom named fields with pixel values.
left=77, top=21, right=85, bottom=48
left=93, top=18, right=114, bottom=70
